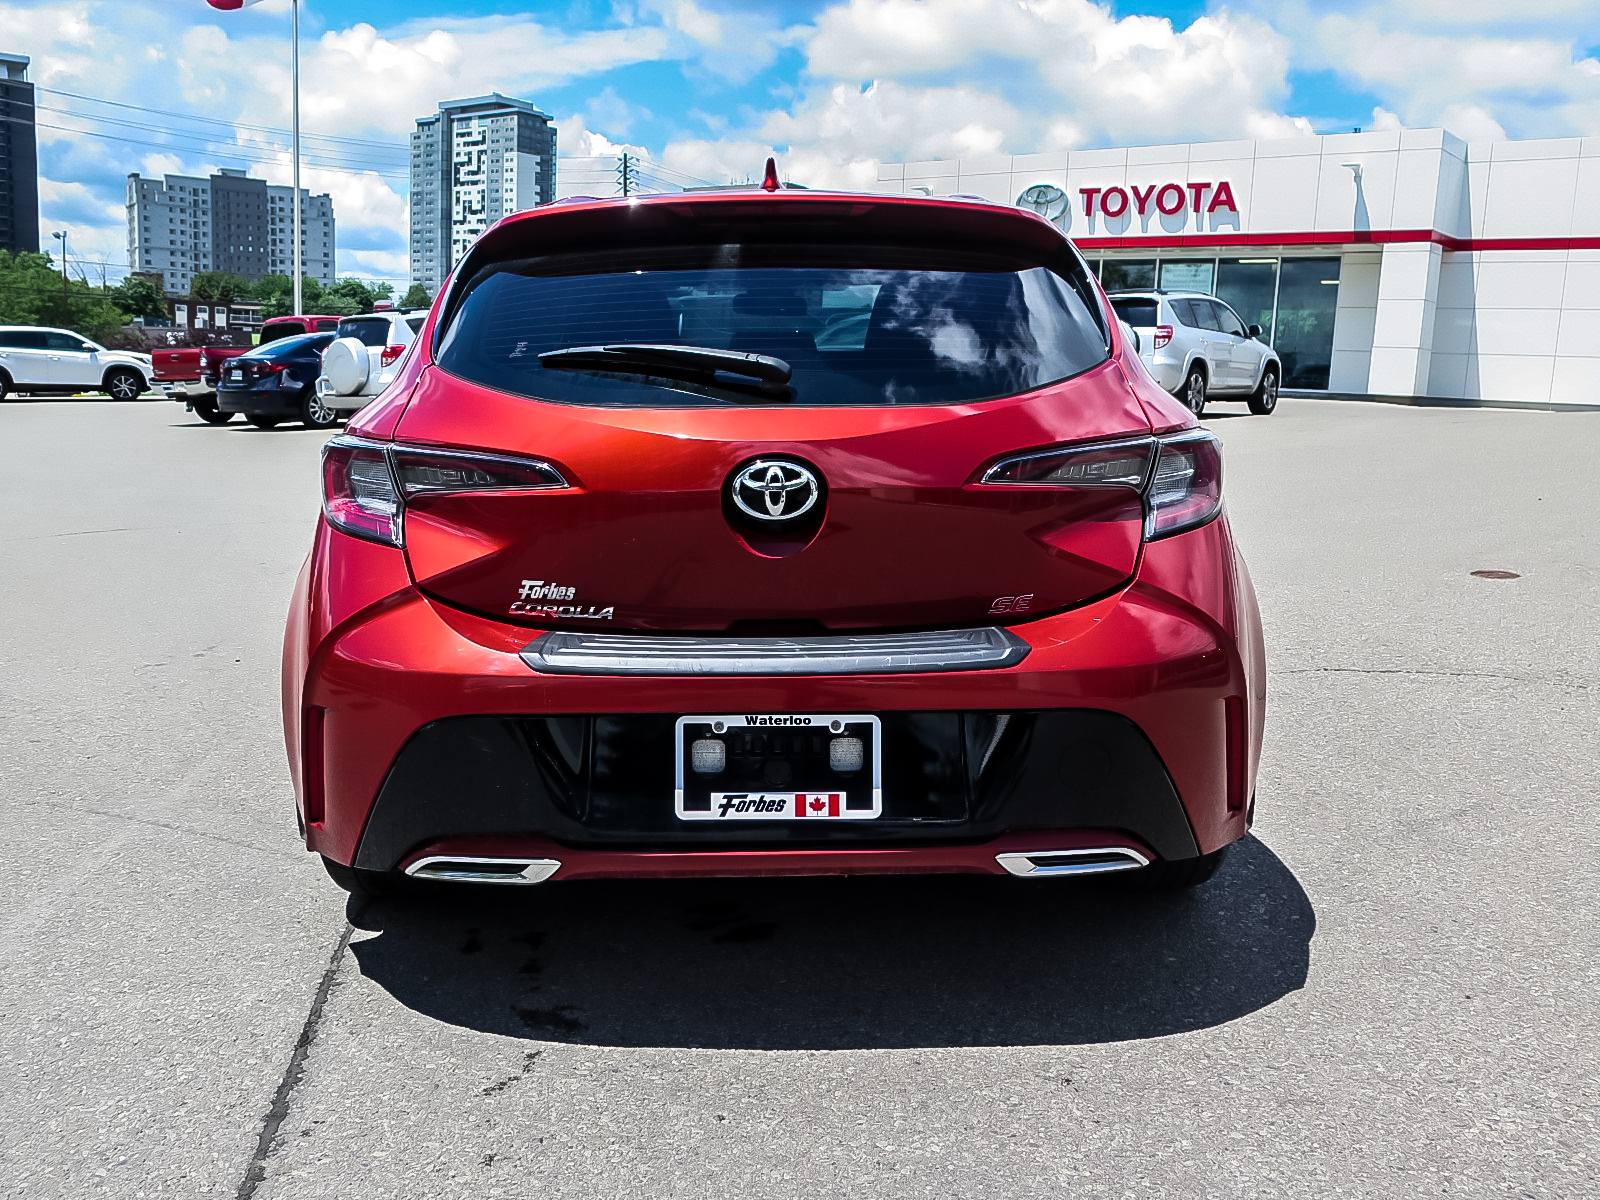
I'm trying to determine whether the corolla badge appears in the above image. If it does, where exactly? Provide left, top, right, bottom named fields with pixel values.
left=731, top=460, right=820, bottom=522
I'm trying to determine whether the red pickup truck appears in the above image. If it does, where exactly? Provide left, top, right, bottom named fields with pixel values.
left=154, top=343, right=251, bottom=422
left=159, top=315, right=344, bottom=424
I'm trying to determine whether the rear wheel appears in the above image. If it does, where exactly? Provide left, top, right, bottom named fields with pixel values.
left=0, top=371, right=10, bottom=401
left=1107, top=845, right=1229, bottom=892
left=1247, top=366, right=1279, bottom=415
left=301, top=388, right=340, bottom=430
left=193, top=398, right=233, bottom=424
left=1180, top=365, right=1207, bottom=416
left=246, top=414, right=281, bottom=429
left=104, top=368, right=143, bottom=401
left=321, top=855, right=395, bottom=898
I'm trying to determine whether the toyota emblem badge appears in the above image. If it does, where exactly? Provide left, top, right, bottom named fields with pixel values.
left=730, top=460, right=820, bottom=522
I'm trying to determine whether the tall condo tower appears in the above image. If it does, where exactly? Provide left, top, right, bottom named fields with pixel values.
left=409, top=94, right=555, bottom=297
left=0, top=53, right=38, bottom=255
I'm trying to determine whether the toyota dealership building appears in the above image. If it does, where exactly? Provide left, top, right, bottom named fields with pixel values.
left=875, top=128, right=1600, bottom=406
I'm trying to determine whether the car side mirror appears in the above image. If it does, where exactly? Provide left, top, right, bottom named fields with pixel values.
left=1247, top=324, right=1263, bottom=339
left=82, top=342, right=97, bottom=353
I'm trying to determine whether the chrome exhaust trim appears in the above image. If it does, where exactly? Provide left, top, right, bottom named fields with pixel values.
left=995, top=847, right=1150, bottom=878
left=404, top=856, right=561, bottom=885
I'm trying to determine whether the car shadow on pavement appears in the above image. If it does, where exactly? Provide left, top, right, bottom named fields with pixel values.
left=345, top=835, right=1313, bottom=1050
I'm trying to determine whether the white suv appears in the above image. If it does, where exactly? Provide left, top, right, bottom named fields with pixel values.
left=315, top=310, right=426, bottom=415
left=0, top=326, right=153, bottom=401
left=1108, top=292, right=1280, bottom=416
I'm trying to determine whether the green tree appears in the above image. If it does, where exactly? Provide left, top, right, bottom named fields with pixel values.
left=0, top=251, right=128, bottom=341
left=189, top=271, right=253, bottom=303
left=108, top=274, right=168, bottom=321
left=323, top=278, right=378, bottom=315
left=251, top=273, right=325, bottom=319
left=401, top=282, right=432, bottom=309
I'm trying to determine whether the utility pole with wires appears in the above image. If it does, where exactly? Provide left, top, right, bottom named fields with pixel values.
left=616, top=152, right=639, bottom=198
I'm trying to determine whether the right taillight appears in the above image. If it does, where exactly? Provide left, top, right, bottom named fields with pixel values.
left=320, top=437, right=571, bottom=547
left=1145, top=430, right=1222, bottom=540
left=983, top=429, right=1222, bottom=542
left=380, top=343, right=407, bottom=367
left=1154, top=325, right=1173, bottom=349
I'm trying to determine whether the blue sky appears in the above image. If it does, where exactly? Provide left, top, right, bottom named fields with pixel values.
left=8, top=0, right=1600, bottom=284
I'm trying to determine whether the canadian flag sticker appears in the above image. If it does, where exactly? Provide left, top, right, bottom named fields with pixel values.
left=796, top=793, right=842, bottom=818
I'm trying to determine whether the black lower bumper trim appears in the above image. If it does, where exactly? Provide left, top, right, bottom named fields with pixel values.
left=353, top=709, right=1200, bottom=871
left=216, top=386, right=306, bottom=416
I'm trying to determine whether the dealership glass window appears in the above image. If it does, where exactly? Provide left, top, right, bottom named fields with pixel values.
left=1215, top=259, right=1279, bottom=342
left=1100, top=260, right=1155, bottom=291
left=1274, top=258, right=1341, bottom=389
left=1158, top=259, right=1214, bottom=294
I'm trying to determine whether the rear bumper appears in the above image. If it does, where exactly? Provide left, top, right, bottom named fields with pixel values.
left=353, top=708, right=1197, bottom=872
left=217, top=384, right=306, bottom=416
left=396, top=830, right=1154, bottom=883
left=285, top=515, right=1265, bottom=875
left=317, top=374, right=386, bottom=413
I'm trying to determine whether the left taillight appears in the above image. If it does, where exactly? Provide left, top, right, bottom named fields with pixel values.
left=322, top=436, right=403, bottom=545
left=321, top=438, right=571, bottom=547
left=380, top=343, right=407, bottom=368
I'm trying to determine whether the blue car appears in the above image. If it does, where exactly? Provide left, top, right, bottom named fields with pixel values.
left=216, top=332, right=339, bottom=429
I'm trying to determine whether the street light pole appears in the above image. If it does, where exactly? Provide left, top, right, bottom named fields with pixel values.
left=51, top=229, right=68, bottom=295
left=292, top=0, right=302, bottom=317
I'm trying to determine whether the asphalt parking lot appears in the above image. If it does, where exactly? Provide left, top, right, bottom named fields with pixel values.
left=1, top=394, right=1596, bottom=1198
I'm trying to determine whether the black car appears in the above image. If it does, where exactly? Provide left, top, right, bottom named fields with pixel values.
left=215, top=333, right=339, bottom=429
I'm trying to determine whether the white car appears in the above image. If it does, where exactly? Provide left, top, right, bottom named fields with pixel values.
left=1107, top=291, right=1280, bottom=416
left=315, top=309, right=426, bottom=414
left=0, top=326, right=153, bottom=401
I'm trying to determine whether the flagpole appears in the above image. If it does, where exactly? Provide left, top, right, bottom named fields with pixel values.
left=291, top=0, right=302, bottom=316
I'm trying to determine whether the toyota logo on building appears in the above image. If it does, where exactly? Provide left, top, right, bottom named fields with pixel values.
left=1017, top=183, right=1070, bottom=227
left=729, top=459, right=820, bottom=522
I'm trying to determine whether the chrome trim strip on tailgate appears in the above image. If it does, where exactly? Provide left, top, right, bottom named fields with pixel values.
left=520, top=627, right=1030, bottom=676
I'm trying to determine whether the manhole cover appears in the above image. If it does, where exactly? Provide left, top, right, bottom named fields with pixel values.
left=1470, top=570, right=1520, bottom=580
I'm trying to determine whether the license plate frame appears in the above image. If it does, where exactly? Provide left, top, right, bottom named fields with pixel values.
left=674, top=713, right=883, bottom=821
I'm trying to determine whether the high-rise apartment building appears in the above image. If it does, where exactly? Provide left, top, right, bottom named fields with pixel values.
left=126, top=168, right=336, bottom=296
left=409, top=94, right=555, bottom=296
left=0, top=52, right=38, bottom=255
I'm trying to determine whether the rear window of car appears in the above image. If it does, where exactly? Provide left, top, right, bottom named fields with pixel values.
left=0, top=330, right=46, bottom=349
left=259, top=321, right=305, bottom=343
left=406, top=316, right=425, bottom=334
left=1109, top=299, right=1158, bottom=327
left=246, top=333, right=335, bottom=359
left=337, top=318, right=392, bottom=347
left=436, top=244, right=1109, bottom=407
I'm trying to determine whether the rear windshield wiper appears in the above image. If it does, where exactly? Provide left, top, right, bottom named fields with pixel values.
left=538, top=343, right=793, bottom=399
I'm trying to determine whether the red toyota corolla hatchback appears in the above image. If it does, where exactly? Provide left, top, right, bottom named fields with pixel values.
left=283, top=181, right=1265, bottom=898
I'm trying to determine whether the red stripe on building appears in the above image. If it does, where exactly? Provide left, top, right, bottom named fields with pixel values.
left=1072, top=229, right=1600, bottom=253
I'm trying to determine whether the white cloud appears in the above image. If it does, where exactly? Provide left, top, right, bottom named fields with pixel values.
left=1264, top=3, right=1600, bottom=140
left=657, top=0, right=1311, bottom=188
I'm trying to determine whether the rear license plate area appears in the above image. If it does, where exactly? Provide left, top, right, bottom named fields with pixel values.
left=675, top=714, right=882, bottom=821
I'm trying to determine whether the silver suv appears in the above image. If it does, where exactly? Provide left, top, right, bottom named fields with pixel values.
left=1108, top=292, right=1280, bottom=416
left=315, top=309, right=426, bottom=415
